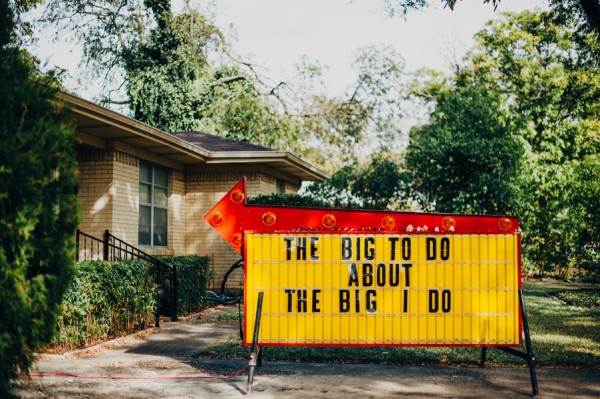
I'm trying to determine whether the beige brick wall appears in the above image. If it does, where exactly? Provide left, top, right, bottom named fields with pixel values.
left=169, top=170, right=186, bottom=255
left=77, top=149, right=139, bottom=241
left=284, top=180, right=301, bottom=194
left=184, top=171, right=295, bottom=290
left=110, top=151, right=139, bottom=243
left=76, top=147, right=114, bottom=259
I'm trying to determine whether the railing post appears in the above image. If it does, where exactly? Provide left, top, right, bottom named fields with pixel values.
left=76, top=229, right=80, bottom=262
left=172, top=264, right=178, bottom=322
left=155, top=262, right=161, bottom=328
left=103, top=229, right=109, bottom=261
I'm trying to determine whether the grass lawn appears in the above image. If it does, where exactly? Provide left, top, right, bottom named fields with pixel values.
left=196, top=280, right=600, bottom=368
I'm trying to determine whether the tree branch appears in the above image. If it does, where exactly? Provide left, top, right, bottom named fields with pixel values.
left=210, top=75, right=248, bottom=86
left=99, top=98, right=131, bottom=105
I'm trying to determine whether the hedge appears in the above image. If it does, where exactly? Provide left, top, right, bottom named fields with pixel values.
left=49, top=256, right=213, bottom=352
left=161, top=255, right=213, bottom=316
left=50, top=260, right=157, bottom=352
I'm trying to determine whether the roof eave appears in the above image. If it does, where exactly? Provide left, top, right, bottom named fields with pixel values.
left=207, top=151, right=330, bottom=181
left=58, top=92, right=329, bottom=182
left=58, top=92, right=210, bottom=161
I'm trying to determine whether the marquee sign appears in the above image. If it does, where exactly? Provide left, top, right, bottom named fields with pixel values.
left=204, top=178, right=522, bottom=347
left=205, top=178, right=536, bottom=395
left=244, top=232, right=520, bottom=346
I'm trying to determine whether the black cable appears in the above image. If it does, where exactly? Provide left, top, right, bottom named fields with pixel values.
left=220, top=258, right=244, bottom=297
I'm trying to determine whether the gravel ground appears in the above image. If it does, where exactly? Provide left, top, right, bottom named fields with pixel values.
left=10, top=306, right=600, bottom=398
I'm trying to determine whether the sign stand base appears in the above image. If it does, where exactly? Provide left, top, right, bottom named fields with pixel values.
left=246, top=292, right=264, bottom=394
left=480, top=290, right=538, bottom=396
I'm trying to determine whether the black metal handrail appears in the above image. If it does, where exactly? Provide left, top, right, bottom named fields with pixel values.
left=76, top=229, right=178, bottom=326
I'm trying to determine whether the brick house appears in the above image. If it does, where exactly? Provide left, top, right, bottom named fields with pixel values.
left=62, top=92, right=328, bottom=288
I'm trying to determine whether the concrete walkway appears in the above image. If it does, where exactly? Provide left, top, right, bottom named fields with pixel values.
left=11, top=306, right=600, bottom=398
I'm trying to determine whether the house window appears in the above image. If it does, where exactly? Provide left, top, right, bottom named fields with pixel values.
left=139, top=161, right=168, bottom=247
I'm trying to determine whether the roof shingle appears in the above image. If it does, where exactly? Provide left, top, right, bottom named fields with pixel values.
left=171, top=131, right=274, bottom=152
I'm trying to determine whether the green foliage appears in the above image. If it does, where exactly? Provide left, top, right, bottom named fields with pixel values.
left=379, top=0, right=500, bottom=18
left=406, top=84, right=525, bottom=214
left=305, top=149, right=412, bottom=210
left=195, top=66, right=304, bottom=153
left=380, top=1, right=501, bottom=18
left=380, top=1, right=600, bottom=37
left=49, top=256, right=212, bottom=352
left=10, top=0, right=43, bottom=13
left=161, top=256, right=213, bottom=316
left=550, top=0, right=600, bottom=39
left=42, top=0, right=156, bottom=91
left=468, top=11, right=600, bottom=275
left=0, top=0, right=78, bottom=392
left=248, top=194, right=329, bottom=208
left=50, top=260, right=157, bottom=352
left=569, top=156, right=600, bottom=278
left=298, top=45, right=407, bottom=169
left=554, top=289, right=600, bottom=308
left=124, top=6, right=223, bottom=132
left=580, top=261, right=600, bottom=282
left=407, top=10, right=600, bottom=275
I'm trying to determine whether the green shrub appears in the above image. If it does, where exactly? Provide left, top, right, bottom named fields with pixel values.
left=50, top=256, right=212, bottom=351
left=0, top=0, right=78, bottom=392
left=161, top=256, right=212, bottom=316
left=248, top=193, right=330, bottom=208
left=50, top=260, right=157, bottom=351
left=581, top=260, right=600, bottom=282
left=554, top=289, right=600, bottom=309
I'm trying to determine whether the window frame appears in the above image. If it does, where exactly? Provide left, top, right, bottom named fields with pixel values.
left=139, top=161, right=169, bottom=248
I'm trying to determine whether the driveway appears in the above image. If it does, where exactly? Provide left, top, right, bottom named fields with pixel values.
left=11, top=306, right=600, bottom=398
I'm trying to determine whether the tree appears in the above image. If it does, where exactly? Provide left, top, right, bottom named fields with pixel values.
left=42, top=0, right=229, bottom=132
left=0, top=0, right=78, bottom=392
left=407, top=10, right=600, bottom=275
left=378, top=0, right=600, bottom=36
left=406, top=84, right=526, bottom=215
left=40, top=1, right=410, bottom=170
left=468, top=10, right=599, bottom=275
left=304, top=149, right=412, bottom=210
left=569, top=155, right=600, bottom=279
left=551, top=0, right=600, bottom=37
left=41, top=0, right=310, bottom=150
left=288, top=46, right=408, bottom=169
left=123, top=4, right=221, bottom=132
left=193, top=65, right=305, bottom=153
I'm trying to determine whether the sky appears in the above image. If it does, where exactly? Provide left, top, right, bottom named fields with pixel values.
left=29, top=0, right=547, bottom=101
left=209, top=0, right=547, bottom=95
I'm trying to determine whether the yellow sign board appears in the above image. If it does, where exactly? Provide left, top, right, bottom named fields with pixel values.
left=244, top=233, right=521, bottom=346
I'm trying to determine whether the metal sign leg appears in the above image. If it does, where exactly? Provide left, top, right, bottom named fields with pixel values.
left=479, top=290, right=538, bottom=396
left=520, top=290, right=539, bottom=396
left=246, top=292, right=264, bottom=394
left=480, top=346, right=488, bottom=367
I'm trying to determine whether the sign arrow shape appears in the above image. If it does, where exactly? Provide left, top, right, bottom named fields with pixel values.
left=204, top=178, right=519, bottom=254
